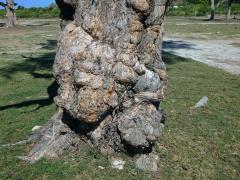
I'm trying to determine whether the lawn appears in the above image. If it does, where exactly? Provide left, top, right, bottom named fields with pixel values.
left=165, top=16, right=240, bottom=39
left=0, top=18, right=239, bottom=179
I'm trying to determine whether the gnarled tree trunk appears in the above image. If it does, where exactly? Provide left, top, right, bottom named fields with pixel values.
left=24, top=0, right=169, bottom=164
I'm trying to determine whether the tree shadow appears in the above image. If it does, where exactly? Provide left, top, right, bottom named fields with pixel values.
left=188, top=17, right=239, bottom=22
left=37, top=39, right=58, bottom=50
left=25, top=23, right=51, bottom=27
left=0, top=39, right=59, bottom=111
left=162, top=39, right=198, bottom=68
left=0, top=81, right=59, bottom=111
left=0, top=38, right=58, bottom=79
left=0, top=52, right=55, bottom=79
left=163, top=40, right=198, bottom=50
left=162, top=51, right=188, bottom=65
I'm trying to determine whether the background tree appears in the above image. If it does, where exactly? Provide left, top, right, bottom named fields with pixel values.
left=209, top=0, right=238, bottom=20
left=0, top=0, right=16, bottom=28
left=227, top=0, right=234, bottom=20
left=168, top=0, right=240, bottom=19
left=210, top=0, right=215, bottom=20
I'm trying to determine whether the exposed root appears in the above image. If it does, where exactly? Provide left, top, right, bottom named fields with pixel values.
left=0, top=138, right=32, bottom=148
left=21, top=108, right=81, bottom=163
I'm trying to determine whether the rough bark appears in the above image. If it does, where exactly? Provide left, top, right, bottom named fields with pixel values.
left=5, top=0, right=16, bottom=28
left=24, top=0, right=169, bottom=163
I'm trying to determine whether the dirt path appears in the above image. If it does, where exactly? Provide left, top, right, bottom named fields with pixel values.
left=163, top=37, right=240, bottom=75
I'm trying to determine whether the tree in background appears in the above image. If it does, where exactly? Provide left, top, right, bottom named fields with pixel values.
left=209, top=0, right=238, bottom=20
left=17, top=5, right=25, bottom=10
left=170, top=0, right=239, bottom=19
left=210, top=0, right=215, bottom=20
left=0, top=0, right=16, bottom=28
left=227, top=0, right=234, bottom=20
left=207, top=0, right=240, bottom=20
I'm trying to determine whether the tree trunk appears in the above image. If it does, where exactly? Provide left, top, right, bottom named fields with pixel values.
left=210, top=0, right=215, bottom=20
left=24, top=0, right=169, bottom=163
left=227, top=0, right=232, bottom=20
left=5, top=0, right=16, bottom=28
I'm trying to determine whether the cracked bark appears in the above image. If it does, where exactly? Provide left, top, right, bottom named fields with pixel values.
left=24, top=0, right=169, bottom=163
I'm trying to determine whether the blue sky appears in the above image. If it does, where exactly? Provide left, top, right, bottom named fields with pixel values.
left=15, top=0, right=55, bottom=8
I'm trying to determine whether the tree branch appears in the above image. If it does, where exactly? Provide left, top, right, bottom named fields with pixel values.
left=0, top=2, right=6, bottom=7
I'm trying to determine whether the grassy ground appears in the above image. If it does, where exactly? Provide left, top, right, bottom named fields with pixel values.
left=165, top=16, right=240, bottom=39
left=0, top=18, right=239, bottom=179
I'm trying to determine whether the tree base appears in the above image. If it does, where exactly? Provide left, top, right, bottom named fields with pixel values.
left=22, top=104, right=164, bottom=163
left=20, top=109, right=81, bottom=163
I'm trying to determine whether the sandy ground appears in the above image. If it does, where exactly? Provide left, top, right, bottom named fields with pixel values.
left=163, top=36, right=240, bottom=75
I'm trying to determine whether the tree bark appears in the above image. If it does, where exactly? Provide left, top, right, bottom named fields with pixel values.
left=24, top=0, right=169, bottom=163
left=5, top=0, right=16, bottom=28
left=210, top=0, right=215, bottom=20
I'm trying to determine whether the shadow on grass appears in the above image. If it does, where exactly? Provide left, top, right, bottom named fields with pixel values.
left=0, top=52, right=55, bottom=79
left=0, top=40, right=58, bottom=110
left=26, top=22, right=51, bottom=27
left=0, top=38, right=57, bottom=79
left=188, top=17, right=240, bottom=22
left=0, top=81, right=58, bottom=111
left=37, top=39, right=58, bottom=50
left=163, top=40, right=198, bottom=50
left=163, top=51, right=188, bottom=65
left=193, top=18, right=224, bottom=22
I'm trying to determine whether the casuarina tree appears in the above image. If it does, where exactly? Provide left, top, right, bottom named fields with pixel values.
left=22, top=0, right=170, bottom=165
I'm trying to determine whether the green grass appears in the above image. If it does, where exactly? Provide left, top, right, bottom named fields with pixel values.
left=165, top=16, right=240, bottom=39
left=160, top=52, right=240, bottom=179
left=0, top=19, right=239, bottom=179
